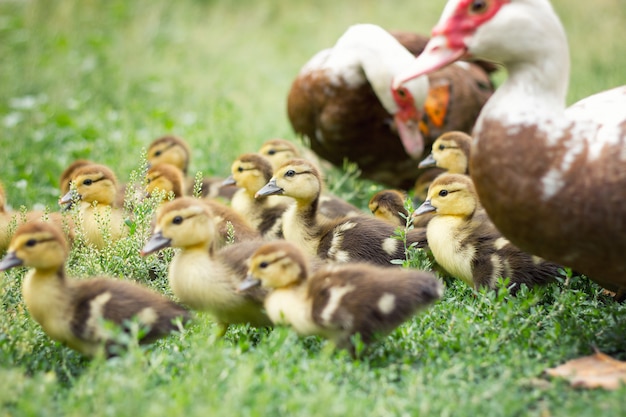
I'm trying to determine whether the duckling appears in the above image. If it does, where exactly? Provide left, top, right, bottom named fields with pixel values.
left=145, top=163, right=261, bottom=245
left=147, top=135, right=236, bottom=201
left=413, top=167, right=446, bottom=203
left=258, top=139, right=361, bottom=220
left=418, top=131, right=472, bottom=175
left=368, top=190, right=409, bottom=227
left=414, top=174, right=561, bottom=294
left=141, top=197, right=272, bottom=335
left=238, top=241, right=443, bottom=353
left=223, top=153, right=288, bottom=240
left=256, top=159, right=427, bottom=265
left=0, top=221, right=190, bottom=357
left=59, top=163, right=128, bottom=249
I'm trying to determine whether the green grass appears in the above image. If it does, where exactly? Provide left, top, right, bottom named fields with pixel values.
left=1, top=0, right=625, bottom=415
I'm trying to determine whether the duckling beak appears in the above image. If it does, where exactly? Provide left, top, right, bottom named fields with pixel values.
left=414, top=200, right=436, bottom=217
left=0, top=252, right=23, bottom=271
left=418, top=153, right=436, bottom=169
left=140, top=231, right=172, bottom=256
left=59, top=189, right=80, bottom=210
left=255, top=179, right=283, bottom=198
left=222, top=175, right=237, bottom=186
left=237, top=274, right=261, bottom=292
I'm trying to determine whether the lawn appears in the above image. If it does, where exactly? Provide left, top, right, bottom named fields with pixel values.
left=0, top=0, right=625, bottom=415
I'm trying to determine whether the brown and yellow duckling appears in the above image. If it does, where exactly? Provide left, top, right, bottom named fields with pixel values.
left=415, top=174, right=562, bottom=294
left=147, top=134, right=236, bottom=200
left=418, top=131, right=472, bottom=175
left=0, top=221, right=190, bottom=357
left=238, top=241, right=443, bottom=353
left=223, top=153, right=288, bottom=240
left=141, top=197, right=272, bottom=336
left=145, top=163, right=261, bottom=245
left=257, top=138, right=302, bottom=173
left=59, top=163, right=128, bottom=249
left=368, top=189, right=409, bottom=227
left=256, top=159, right=427, bottom=265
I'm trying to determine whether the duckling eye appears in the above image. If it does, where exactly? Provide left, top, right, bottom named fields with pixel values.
left=25, top=239, right=37, bottom=247
left=237, top=166, right=244, bottom=172
left=154, top=150, right=162, bottom=157
left=83, top=179, right=93, bottom=186
left=438, top=144, right=445, bottom=151
left=259, top=261, right=269, bottom=269
left=267, top=149, right=276, bottom=155
left=439, top=190, right=449, bottom=197
left=469, top=0, right=488, bottom=14
left=284, top=170, right=296, bottom=178
left=172, top=216, right=184, bottom=225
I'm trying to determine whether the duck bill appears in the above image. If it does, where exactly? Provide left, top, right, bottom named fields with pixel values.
left=255, top=179, right=283, bottom=198
left=414, top=200, right=436, bottom=217
left=418, top=153, right=436, bottom=169
left=392, top=35, right=466, bottom=89
left=0, top=252, right=23, bottom=271
left=394, top=114, right=425, bottom=159
left=221, top=175, right=237, bottom=186
left=237, top=275, right=261, bottom=292
left=59, top=189, right=80, bottom=210
left=140, top=231, right=172, bottom=256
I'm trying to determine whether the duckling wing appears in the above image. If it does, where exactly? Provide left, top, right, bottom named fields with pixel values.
left=69, top=279, right=190, bottom=346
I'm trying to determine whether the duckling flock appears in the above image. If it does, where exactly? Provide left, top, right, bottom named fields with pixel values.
left=2, top=0, right=625, bottom=359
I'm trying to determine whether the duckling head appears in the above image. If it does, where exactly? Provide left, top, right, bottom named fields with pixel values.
left=258, top=139, right=300, bottom=173
left=238, top=241, right=308, bottom=292
left=59, top=163, right=119, bottom=209
left=414, top=173, right=478, bottom=218
left=0, top=221, right=68, bottom=272
left=255, top=159, right=321, bottom=204
left=228, top=153, right=274, bottom=195
left=368, top=190, right=406, bottom=216
left=147, top=135, right=190, bottom=174
left=145, top=163, right=184, bottom=201
left=141, top=197, right=217, bottom=255
left=59, top=159, right=94, bottom=196
left=418, top=131, right=471, bottom=174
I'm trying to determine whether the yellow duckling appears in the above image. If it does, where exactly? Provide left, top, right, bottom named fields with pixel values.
left=0, top=221, right=190, bottom=357
left=141, top=197, right=272, bottom=336
left=368, top=189, right=409, bottom=227
left=257, top=138, right=301, bottom=173
left=223, top=153, right=288, bottom=239
left=256, top=159, right=427, bottom=265
left=415, top=174, right=561, bottom=294
left=59, top=163, right=128, bottom=249
left=147, top=135, right=236, bottom=200
left=145, top=163, right=260, bottom=245
left=238, top=241, right=443, bottom=353
left=418, top=131, right=472, bottom=175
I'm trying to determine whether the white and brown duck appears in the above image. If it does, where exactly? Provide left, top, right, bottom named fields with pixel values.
left=394, top=0, right=626, bottom=296
left=238, top=240, right=443, bottom=353
left=0, top=221, right=190, bottom=357
left=141, top=197, right=271, bottom=336
left=288, top=23, right=494, bottom=189
left=256, top=159, right=427, bottom=265
left=415, top=174, right=563, bottom=294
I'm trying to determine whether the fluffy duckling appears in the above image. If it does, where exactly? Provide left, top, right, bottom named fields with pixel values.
left=223, top=153, right=288, bottom=240
left=238, top=241, right=443, bottom=352
left=141, top=197, right=272, bottom=335
left=256, top=159, right=427, bottom=265
left=145, top=163, right=261, bottom=245
left=0, top=221, right=190, bottom=357
left=415, top=174, right=561, bottom=294
left=368, top=189, right=409, bottom=227
left=147, top=134, right=236, bottom=201
left=418, top=131, right=472, bottom=175
left=258, top=139, right=361, bottom=220
left=59, top=159, right=131, bottom=209
left=59, top=163, right=128, bottom=249
left=257, top=138, right=301, bottom=173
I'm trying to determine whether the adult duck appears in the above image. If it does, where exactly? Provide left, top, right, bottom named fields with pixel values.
left=393, top=0, right=626, bottom=294
left=288, top=23, right=494, bottom=189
